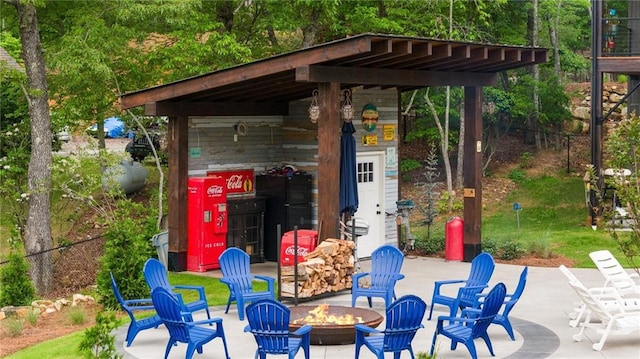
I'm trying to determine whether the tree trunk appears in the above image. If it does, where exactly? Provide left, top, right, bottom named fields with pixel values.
left=14, top=1, right=54, bottom=295
left=425, top=88, right=454, bottom=212
left=529, top=0, right=541, bottom=149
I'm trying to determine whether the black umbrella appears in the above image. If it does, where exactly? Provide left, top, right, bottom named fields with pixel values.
left=340, top=121, right=359, bottom=216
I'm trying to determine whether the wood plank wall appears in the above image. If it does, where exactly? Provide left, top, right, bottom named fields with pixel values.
left=186, top=87, right=399, bottom=245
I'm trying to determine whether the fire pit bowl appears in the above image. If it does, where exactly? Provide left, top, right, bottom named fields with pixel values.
left=288, top=305, right=383, bottom=345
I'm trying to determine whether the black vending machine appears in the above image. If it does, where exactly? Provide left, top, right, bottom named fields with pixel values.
left=256, top=173, right=313, bottom=261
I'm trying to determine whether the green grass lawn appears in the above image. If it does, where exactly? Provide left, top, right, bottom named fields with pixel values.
left=5, top=275, right=269, bottom=359
left=481, top=174, right=634, bottom=267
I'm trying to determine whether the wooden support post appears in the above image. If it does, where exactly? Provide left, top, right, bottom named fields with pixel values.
left=167, top=115, right=189, bottom=271
left=316, top=82, right=341, bottom=241
left=463, top=86, right=483, bottom=262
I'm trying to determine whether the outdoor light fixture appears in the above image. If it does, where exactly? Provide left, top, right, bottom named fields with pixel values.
left=308, top=89, right=320, bottom=123
left=341, top=89, right=354, bottom=122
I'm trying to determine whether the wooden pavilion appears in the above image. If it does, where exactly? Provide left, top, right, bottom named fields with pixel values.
left=119, top=34, right=547, bottom=270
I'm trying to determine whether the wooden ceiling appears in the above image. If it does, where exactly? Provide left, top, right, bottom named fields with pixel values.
left=119, top=33, right=548, bottom=116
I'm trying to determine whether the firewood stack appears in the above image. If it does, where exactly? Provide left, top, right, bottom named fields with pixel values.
left=280, top=238, right=356, bottom=298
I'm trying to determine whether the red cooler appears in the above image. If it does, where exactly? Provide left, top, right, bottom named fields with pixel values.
left=280, top=229, right=318, bottom=266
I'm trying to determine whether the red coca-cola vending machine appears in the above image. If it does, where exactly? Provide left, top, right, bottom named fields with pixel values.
left=187, top=176, right=228, bottom=272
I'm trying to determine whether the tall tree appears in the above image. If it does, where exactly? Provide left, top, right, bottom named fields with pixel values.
left=3, top=0, right=53, bottom=294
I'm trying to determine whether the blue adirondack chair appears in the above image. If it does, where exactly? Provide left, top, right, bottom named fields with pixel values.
left=355, top=294, right=427, bottom=359
left=467, top=266, right=529, bottom=340
left=244, top=298, right=312, bottom=359
left=352, top=245, right=405, bottom=308
left=151, top=287, right=230, bottom=359
left=430, top=282, right=507, bottom=359
left=143, top=258, right=211, bottom=321
left=428, top=252, right=495, bottom=320
left=110, top=272, right=162, bottom=347
left=219, top=247, right=276, bottom=320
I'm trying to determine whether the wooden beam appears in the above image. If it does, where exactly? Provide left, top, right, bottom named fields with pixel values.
left=120, top=37, right=373, bottom=109
left=145, top=101, right=289, bottom=116
left=598, top=57, right=640, bottom=74
left=167, top=116, right=189, bottom=271
left=463, top=86, right=483, bottom=262
left=316, top=82, right=341, bottom=241
left=296, top=65, right=496, bottom=87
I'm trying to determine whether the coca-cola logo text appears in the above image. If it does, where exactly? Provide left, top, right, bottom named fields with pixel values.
left=207, top=185, right=224, bottom=196
left=284, top=245, right=309, bottom=257
left=226, top=175, right=244, bottom=190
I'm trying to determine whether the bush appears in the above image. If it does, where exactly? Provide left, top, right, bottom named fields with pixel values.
left=527, top=235, right=554, bottom=259
left=415, top=235, right=444, bottom=255
left=481, top=237, right=524, bottom=260
left=78, top=310, right=123, bottom=359
left=0, top=252, right=36, bottom=307
left=68, top=306, right=88, bottom=325
left=96, top=203, right=156, bottom=310
left=508, top=169, right=526, bottom=183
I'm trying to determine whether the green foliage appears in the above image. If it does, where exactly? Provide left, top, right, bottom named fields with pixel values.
left=508, top=169, right=527, bottom=183
left=437, top=191, right=463, bottom=213
left=604, top=114, right=640, bottom=272
left=25, top=308, right=38, bottom=326
left=68, top=307, right=88, bottom=325
left=419, top=146, right=440, bottom=239
left=400, top=159, right=422, bottom=173
left=2, top=317, right=24, bottom=337
left=96, top=205, right=156, bottom=310
left=527, top=235, right=554, bottom=259
left=481, top=237, right=524, bottom=260
left=0, top=252, right=36, bottom=307
left=78, top=310, right=123, bottom=359
left=415, top=235, right=445, bottom=255
left=519, top=152, right=535, bottom=169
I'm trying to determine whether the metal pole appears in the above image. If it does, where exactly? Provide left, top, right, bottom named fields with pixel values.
left=276, top=224, right=281, bottom=301
left=293, top=226, right=298, bottom=306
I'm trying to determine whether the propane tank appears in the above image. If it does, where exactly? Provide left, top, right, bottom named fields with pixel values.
left=102, top=159, right=148, bottom=194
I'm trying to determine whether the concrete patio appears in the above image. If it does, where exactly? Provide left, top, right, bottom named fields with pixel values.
left=116, top=256, right=640, bottom=358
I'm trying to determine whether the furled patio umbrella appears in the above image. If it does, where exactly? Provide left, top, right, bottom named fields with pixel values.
left=340, top=121, right=359, bottom=217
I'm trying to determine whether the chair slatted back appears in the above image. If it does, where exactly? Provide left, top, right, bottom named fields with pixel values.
left=219, top=248, right=253, bottom=294
left=151, top=287, right=191, bottom=343
left=245, top=299, right=291, bottom=354
left=383, top=295, right=426, bottom=352
left=589, top=250, right=639, bottom=294
left=370, top=245, right=404, bottom=289
left=471, top=283, right=506, bottom=338
left=459, top=253, right=495, bottom=305
left=144, top=258, right=171, bottom=290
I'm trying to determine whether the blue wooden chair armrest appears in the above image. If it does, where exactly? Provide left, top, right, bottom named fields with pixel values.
left=292, top=324, right=313, bottom=336
left=187, top=317, right=223, bottom=327
left=173, top=284, right=207, bottom=300
left=433, top=279, right=466, bottom=294
left=355, top=323, right=380, bottom=334
left=352, top=272, right=371, bottom=282
left=461, top=307, right=481, bottom=318
left=396, top=273, right=406, bottom=281
left=254, top=275, right=276, bottom=292
left=436, top=315, right=477, bottom=325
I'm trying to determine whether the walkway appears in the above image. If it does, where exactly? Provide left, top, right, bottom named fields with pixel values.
left=117, top=256, right=639, bottom=358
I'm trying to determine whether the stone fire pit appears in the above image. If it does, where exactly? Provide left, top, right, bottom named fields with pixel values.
left=288, top=304, right=383, bottom=345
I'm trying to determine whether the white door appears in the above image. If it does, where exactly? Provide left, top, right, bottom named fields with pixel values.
left=352, top=152, right=385, bottom=259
